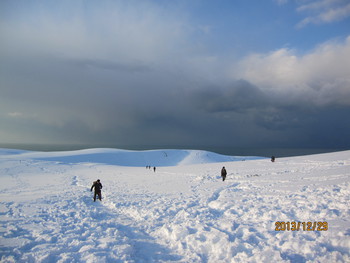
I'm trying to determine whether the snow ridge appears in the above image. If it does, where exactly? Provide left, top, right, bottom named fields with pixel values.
left=0, top=148, right=264, bottom=167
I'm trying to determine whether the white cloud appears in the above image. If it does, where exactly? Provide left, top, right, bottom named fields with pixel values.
left=297, top=0, right=344, bottom=12
left=296, top=0, right=350, bottom=27
left=232, top=36, right=350, bottom=106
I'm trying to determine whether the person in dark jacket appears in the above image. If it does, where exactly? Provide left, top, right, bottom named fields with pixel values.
left=221, top=167, right=227, bottom=181
left=91, top=179, right=103, bottom=202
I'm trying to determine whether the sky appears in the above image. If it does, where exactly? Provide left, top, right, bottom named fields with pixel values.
left=1, top=0, right=350, bottom=150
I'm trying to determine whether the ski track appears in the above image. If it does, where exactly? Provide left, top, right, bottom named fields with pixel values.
left=0, top=151, right=350, bottom=262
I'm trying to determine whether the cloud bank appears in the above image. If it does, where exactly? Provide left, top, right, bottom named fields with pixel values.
left=233, top=37, right=350, bottom=107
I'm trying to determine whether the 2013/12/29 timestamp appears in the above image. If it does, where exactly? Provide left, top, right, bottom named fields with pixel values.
left=275, top=221, right=328, bottom=231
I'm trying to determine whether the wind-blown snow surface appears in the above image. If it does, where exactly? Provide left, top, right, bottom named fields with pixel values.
left=0, top=149, right=349, bottom=262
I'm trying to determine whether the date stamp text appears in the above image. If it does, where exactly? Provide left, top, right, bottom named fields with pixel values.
left=275, top=221, right=328, bottom=231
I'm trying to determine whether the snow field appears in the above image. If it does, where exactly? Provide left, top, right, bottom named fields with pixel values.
left=0, top=149, right=349, bottom=262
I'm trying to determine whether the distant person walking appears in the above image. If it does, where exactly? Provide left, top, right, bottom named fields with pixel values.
left=153, top=166, right=156, bottom=172
left=271, top=156, right=276, bottom=162
left=91, top=179, right=103, bottom=202
left=221, top=167, right=227, bottom=181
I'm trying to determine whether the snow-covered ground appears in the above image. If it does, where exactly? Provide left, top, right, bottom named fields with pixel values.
left=0, top=148, right=349, bottom=263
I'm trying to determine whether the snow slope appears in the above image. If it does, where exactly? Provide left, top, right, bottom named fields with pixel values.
left=0, top=149, right=349, bottom=262
left=0, top=148, right=263, bottom=167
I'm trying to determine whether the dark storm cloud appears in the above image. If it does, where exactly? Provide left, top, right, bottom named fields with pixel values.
left=192, top=80, right=270, bottom=113
left=1, top=43, right=350, bottom=148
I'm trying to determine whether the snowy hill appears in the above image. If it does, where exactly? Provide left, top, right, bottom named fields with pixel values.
left=0, top=148, right=264, bottom=167
left=0, top=149, right=349, bottom=262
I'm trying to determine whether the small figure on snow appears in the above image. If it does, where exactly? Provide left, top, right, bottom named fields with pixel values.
left=153, top=166, right=156, bottom=172
left=221, top=166, right=227, bottom=181
left=271, top=156, right=275, bottom=162
left=91, top=179, right=103, bottom=202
